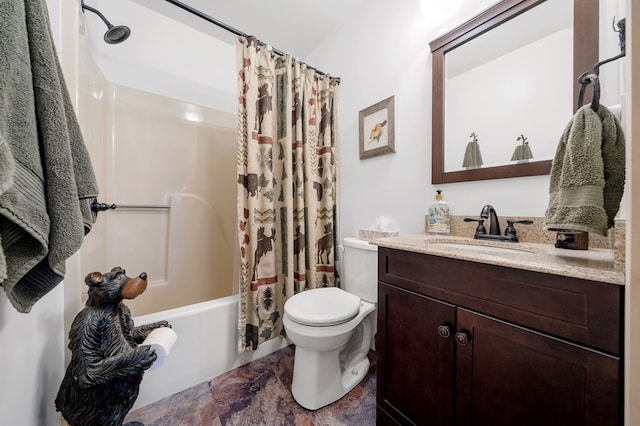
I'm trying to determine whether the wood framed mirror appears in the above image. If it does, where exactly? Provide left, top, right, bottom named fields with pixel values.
left=429, top=0, right=598, bottom=184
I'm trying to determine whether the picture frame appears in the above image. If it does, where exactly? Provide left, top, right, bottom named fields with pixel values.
left=359, top=95, right=395, bottom=160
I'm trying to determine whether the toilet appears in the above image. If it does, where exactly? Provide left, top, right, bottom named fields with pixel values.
left=283, top=237, right=378, bottom=410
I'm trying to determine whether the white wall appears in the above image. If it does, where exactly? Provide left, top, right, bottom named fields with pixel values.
left=0, top=2, right=66, bottom=425
left=308, top=0, right=433, bottom=237
left=0, top=287, right=64, bottom=426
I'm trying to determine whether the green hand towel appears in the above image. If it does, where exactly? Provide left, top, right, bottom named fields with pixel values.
left=0, top=0, right=99, bottom=313
left=0, top=134, right=15, bottom=283
left=543, top=104, right=625, bottom=236
left=599, top=105, right=625, bottom=228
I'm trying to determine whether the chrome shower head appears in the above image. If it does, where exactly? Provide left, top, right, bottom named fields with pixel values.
left=81, top=0, right=131, bottom=44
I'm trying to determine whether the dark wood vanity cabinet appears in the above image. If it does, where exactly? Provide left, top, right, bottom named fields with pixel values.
left=376, top=248, right=623, bottom=426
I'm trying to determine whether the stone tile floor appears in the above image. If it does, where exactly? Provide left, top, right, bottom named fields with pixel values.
left=125, top=346, right=376, bottom=425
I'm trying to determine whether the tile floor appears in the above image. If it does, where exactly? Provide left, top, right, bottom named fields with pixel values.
left=125, top=346, right=376, bottom=425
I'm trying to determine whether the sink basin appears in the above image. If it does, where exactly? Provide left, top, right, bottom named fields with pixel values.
left=430, top=242, right=530, bottom=254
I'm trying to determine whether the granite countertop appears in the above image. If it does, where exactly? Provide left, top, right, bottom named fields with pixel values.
left=370, top=234, right=624, bottom=285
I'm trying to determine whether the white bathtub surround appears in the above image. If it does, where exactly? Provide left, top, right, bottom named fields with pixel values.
left=76, top=80, right=238, bottom=316
left=73, top=36, right=238, bottom=316
left=132, top=295, right=289, bottom=409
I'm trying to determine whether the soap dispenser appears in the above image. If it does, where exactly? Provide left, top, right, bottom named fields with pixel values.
left=428, top=190, right=450, bottom=235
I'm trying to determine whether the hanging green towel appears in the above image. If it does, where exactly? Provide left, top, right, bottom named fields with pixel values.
left=0, top=0, right=99, bottom=312
left=510, top=144, right=533, bottom=161
left=599, top=105, right=626, bottom=228
left=462, top=141, right=483, bottom=168
left=543, top=104, right=625, bottom=236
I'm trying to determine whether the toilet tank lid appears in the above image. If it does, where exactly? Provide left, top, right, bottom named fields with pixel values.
left=343, top=237, right=377, bottom=252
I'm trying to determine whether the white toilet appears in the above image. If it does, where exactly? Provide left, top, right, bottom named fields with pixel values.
left=283, top=237, right=378, bottom=410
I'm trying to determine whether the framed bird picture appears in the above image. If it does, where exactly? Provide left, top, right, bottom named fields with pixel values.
left=359, top=95, right=395, bottom=159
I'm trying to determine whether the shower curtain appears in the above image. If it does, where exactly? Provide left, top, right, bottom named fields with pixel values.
left=236, top=37, right=339, bottom=352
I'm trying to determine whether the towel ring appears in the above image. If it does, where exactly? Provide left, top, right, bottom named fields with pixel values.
left=575, top=18, right=624, bottom=113
left=577, top=72, right=600, bottom=112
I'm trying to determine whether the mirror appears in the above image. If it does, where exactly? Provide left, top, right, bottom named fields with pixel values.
left=429, top=0, right=599, bottom=184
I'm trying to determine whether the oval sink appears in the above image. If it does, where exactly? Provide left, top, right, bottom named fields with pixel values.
left=430, top=242, right=530, bottom=254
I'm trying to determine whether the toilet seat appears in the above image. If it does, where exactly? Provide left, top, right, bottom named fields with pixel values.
left=285, top=287, right=361, bottom=326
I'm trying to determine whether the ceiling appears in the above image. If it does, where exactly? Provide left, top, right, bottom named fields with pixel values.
left=133, top=0, right=369, bottom=59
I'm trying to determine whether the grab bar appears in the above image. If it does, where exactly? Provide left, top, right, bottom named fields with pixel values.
left=91, top=202, right=170, bottom=212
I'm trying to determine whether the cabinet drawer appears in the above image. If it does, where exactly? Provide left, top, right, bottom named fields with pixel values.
left=378, top=247, right=623, bottom=355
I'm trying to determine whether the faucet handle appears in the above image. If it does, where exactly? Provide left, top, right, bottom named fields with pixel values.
left=505, top=219, right=533, bottom=238
left=464, top=217, right=486, bottom=237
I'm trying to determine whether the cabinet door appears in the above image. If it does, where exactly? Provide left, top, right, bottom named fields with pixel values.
left=455, top=308, right=621, bottom=426
left=377, top=282, right=456, bottom=425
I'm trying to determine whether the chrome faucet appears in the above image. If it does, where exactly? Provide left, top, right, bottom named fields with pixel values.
left=480, top=205, right=500, bottom=236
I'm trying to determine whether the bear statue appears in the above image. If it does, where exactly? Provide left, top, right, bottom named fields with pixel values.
left=55, top=266, right=170, bottom=426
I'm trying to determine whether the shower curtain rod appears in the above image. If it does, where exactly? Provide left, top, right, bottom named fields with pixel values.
left=163, top=0, right=340, bottom=83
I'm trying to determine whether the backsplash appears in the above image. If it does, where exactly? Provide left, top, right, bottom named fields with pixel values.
left=424, top=216, right=624, bottom=250
left=614, top=220, right=625, bottom=274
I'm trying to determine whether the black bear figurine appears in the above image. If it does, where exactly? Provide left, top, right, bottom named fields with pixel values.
left=55, top=266, right=170, bottom=426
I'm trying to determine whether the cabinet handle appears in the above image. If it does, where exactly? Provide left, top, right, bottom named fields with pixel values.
left=455, top=331, right=471, bottom=345
left=437, top=324, right=452, bottom=339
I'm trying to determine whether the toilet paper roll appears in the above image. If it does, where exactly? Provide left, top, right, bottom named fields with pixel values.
left=141, top=327, right=178, bottom=371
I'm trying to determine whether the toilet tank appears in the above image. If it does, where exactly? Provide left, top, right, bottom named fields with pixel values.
left=342, top=237, right=378, bottom=303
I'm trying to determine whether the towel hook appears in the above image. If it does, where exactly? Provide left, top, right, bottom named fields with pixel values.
left=576, top=17, right=624, bottom=112
left=593, top=18, right=626, bottom=78
left=577, top=72, right=600, bottom=112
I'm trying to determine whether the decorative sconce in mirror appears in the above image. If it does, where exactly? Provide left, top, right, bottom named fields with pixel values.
left=429, top=0, right=599, bottom=184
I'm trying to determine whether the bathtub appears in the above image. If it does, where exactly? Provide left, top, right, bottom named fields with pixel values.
left=131, top=295, right=289, bottom=410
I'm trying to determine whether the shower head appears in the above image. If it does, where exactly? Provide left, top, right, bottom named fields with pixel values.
left=104, top=24, right=131, bottom=44
left=81, top=0, right=131, bottom=44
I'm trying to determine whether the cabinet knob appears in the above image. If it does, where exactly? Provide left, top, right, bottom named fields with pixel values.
left=437, top=324, right=452, bottom=339
left=455, top=331, right=471, bottom=345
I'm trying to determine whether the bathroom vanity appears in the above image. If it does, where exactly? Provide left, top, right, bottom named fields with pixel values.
left=373, top=236, right=623, bottom=426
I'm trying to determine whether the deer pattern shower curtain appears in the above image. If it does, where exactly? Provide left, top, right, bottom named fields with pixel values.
left=236, top=37, right=339, bottom=352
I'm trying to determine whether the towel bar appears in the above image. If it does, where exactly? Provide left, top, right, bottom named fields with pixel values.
left=91, top=202, right=170, bottom=212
